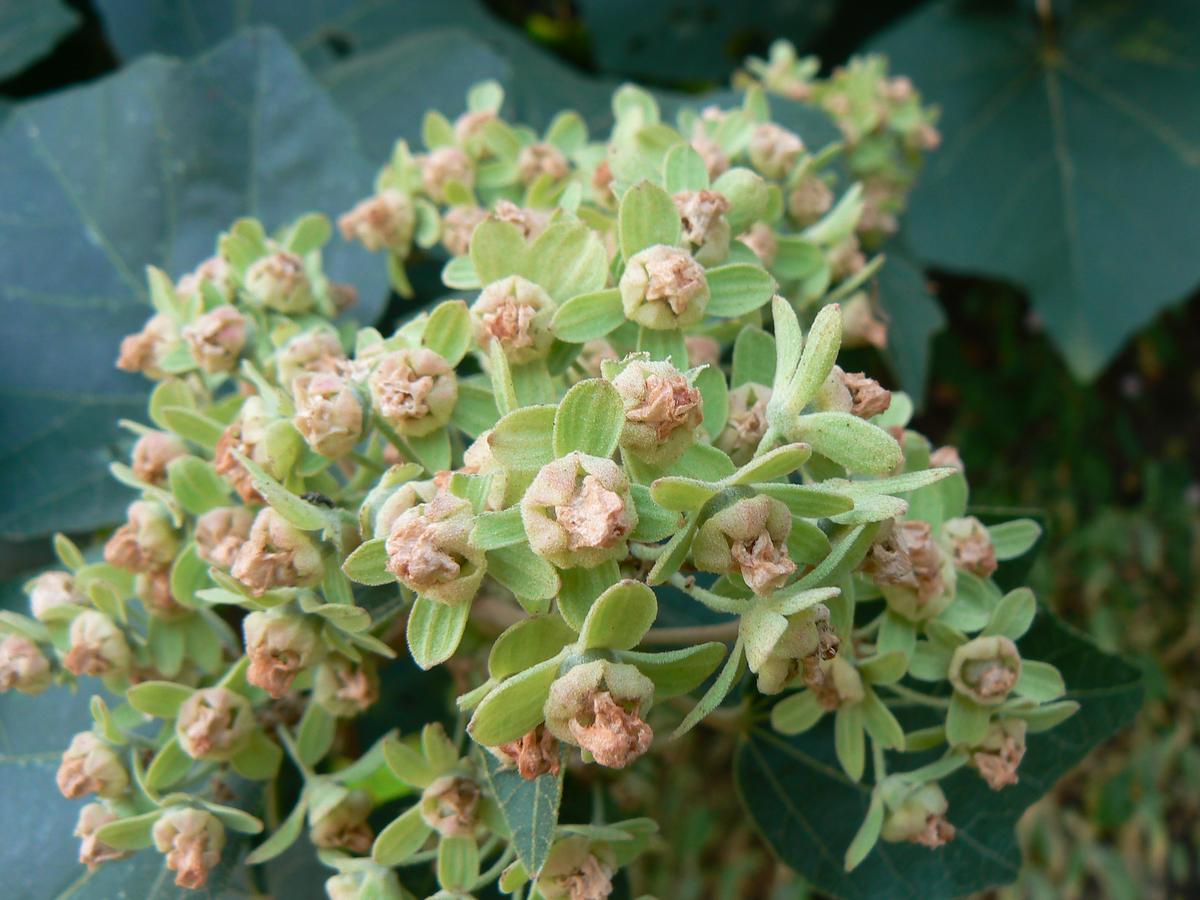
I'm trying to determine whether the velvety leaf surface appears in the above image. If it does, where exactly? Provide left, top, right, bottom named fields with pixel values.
left=481, top=749, right=563, bottom=876
left=877, top=241, right=945, bottom=400
left=873, top=0, right=1200, bottom=378
left=0, top=28, right=384, bottom=538
left=735, top=610, right=1142, bottom=898
left=0, top=0, right=79, bottom=79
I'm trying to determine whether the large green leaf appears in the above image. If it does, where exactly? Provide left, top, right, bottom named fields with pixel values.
left=0, top=28, right=385, bottom=539
left=877, top=242, right=945, bottom=401
left=0, top=0, right=79, bottom=79
left=480, top=749, right=563, bottom=877
left=734, top=610, right=1142, bottom=898
left=873, top=0, right=1200, bottom=378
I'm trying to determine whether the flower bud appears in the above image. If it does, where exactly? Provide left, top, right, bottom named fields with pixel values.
left=693, top=494, right=795, bottom=596
left=314, top=657, right=379, bottom=718
left=864, top=519, right=956, bottom=622
left=738, top=223, right=778, bottom=267
left=152, top=808, right=225, bottom=890
left=182, top=306, right=247, bottom=373
left=131, top=431, right=187, bottom=485
left=214, top=397, right=278, bottom=504
left=27, top=570, right=87, bottom=621
left=136, top=570, right=188, bottom=620
left=969, top=718, right=1027, bottom=790
left=471, top=275, right=556, bottom=364
left=195, top=506, right=255, bottom=569
left=460, top=433, right=507, bottom=510
left=64, top=610, right=131, bottom=678
left=292, top=372, right=364, bottom=459
left=360, top=472, right=436, bottom=540
left=368, top=348, right=458, bottom=437
left=441, top=205, right=488, bottom=256
left=929, top=445, right=964, bottom=472
left=544, top=660, right=654, bottom=769
left=493, top=199, right=549, bottom=240
left=828, top=236, right=866, bottom=280
left=57, top=731, right=128, bottom=799
left=177, top=255, right=234, bottom=304
left=715, top=383, right=772, bottom=465
left=75, top=803, right=128, bottom=871
left=859, top=180, right=900, bottom=238
left=536, top=836, right=617, bottom=900
left=619, top=245, right=710, bottom=330
left=420, top=774, right=480, bottom=837
left=421, top=147, right=474, bottom=202
left=0, top=634, right=51, bottom=694
left=385, top=494, right=486, bottom=605
left=943, top=516, right=998, bottom=578
left=325, top=870, right=407, bottom=900
left=103, top=500, right=179, bottom=574
left=690, top=134, right=728, bottom=180
left=611, top=357, right=704, bottom=465
left=494, top=724, right=561, bottom=781
left=454, top=108, right=496, bottom=148
left=116, top=313, right=179, bottom=379
left=841, top=292, right=889, bottom=350
left=787, top=175, right=833, bottom=226
left=338, top=189, right=415, bottom=254
left=518, top=141, right=569, bottom=184
left=838, top=369, right=891, bottom=419
left=673, top=190, right=731, bottom=266
left=244, top=250, right=315, bottom=314
left=591, top=158, right=615, bottom=205
left=243, top=609, right=322, bottom=698
left=520, top=452, right=637, bottom=570
left=311, top=789, right=375, bottom=853
left=949, top=636, right=1021, bottom=706
left=748, top=123, right=805, bottom=180
left=175, top=686, right=255, bottom=760
left=277, top=328, right=347, bottom=389
left=752, top=604, right=839, bottom=695
left=880, top=783, right=955, bottom=848
left=231, top=508, right=324, bottom=596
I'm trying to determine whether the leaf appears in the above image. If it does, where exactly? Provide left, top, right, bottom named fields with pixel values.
left=873, top=0, right=1200, bottom=378
left=94, top=811, right=162, bottom=851
left=481, top=749, right=563, bottom=876
left=372, top=803, right=434, bottom=866
left=528, top=222, right=609, bottom=303
left=649, top=477, right=718, bottom=512
left=553, top=379, right=624, bottom=458
left=471, top=507, right=526, bottom=551
left=407, top=596, right=470, bottom=670
left=616, top=643, right=726, bottom=699
left=246, top=791, right=310, bottom=865
left=989, top=519, right=1043, bottom=560
left=578, top=580, right=658, bottom=651
left=342, top=538, right=394, bottom=586
left=422, top=300, right=472, bottom=367
left=704, top=264, right=776, bottom=318
left=127, top=681, right=193, bottom=719
left=731, top=326, right=776, bottom=388
left=663, top=142, right=709, bottom=193
left=671, top=633, right=743, bottom=739
left=469, top=656, right=562, bottom=747
left=735, top=610, right=1143, bottom=898
left=489, top=405, right=558, bottom=470
left=618, top=180, right=680, bottom=260
left=0, top=29, right=386, bottom=539
left=0, top=1, right=79, bottom=79
left=629, top=484, right=682, bottom=541
left=753, top=483, right=853, bottom=518
left=437, top=834, right=480, bottom=891
left=789, top=412, right=903, bottom=475
left=488, top=617, right=576, bottom=680
left=486, top=543, right=561, bottom=605
left=557, top=561, right=620, bottom=632
left=233, top=451, right=331, bottom=531
left=725, top=443, right=810, bottom=485
left=296, top=703, right=337, bottom=767
left=551, top=288, right=625, bottom=342
left=877, top=244, right=945, bottom=399
left=166, top=456, right=229, bottom=515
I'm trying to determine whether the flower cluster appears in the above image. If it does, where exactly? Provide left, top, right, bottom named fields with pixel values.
left=0, top=58, right=1069, bottom=898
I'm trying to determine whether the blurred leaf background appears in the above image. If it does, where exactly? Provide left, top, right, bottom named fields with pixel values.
left=0, top=0, right=1197, bottom=897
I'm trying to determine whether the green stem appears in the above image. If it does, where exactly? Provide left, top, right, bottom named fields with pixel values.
left=474, top=843, right=516, bottom=890
left=753, top=426, right=780, bottom=458
left=640, top=620, right=740, bottom=645
left=348, top=450, right=384, bottom=474
left=872, top=739, right=887, bottom=782
left=629, top=543, right=667, bottom=561
left=668, top=573, right=752, bottom=615
left=275, top=726, right=316, bottom=780
left=881, top=683, right=951, bottom=708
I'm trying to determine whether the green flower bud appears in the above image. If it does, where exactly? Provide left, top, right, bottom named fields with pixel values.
left=619, top=245, right=710, bottom=330
left=152, top=807, right=226, bottom=891
left=949, top=635, right=1022, bottom=706
left=544, top=660, right=654, bottom=769
left=131, top=430, right=187, bottom=485
left=520, top=452, right=637, bottom=570
left=368, top=348, right=458, bottom=437
left=879, top=782, right=955, bottom=848
left=314, top=656, right=379, bottom=718
left=27, top=570, right=87, bottom=621
left=57, top=731, right=128, bottom=799
left=116, top=312, right=179, bottom=379
left=0, top=634, right=51, bottom=695
left=673, top=190, right=731, bottom=266
left=175, top=686, right=255, bottom=760
left=182, top=305, right=247, bottom=374
left=517, top=141, right=569, bottom=184
left=715, top=383, right=772, bottom=465
left=692, top=494, right=795, bottom=596
left=385, top=494, right=485, bottom=605
left=243, top=608, right=322, bottom=698
left=419, top=774, right=481, bottom=837
left=421, top=147, right=474, bottom=203
left=63, top=610, right=131, bottom=678
left=969, top=717, right=1027, bottom=790
left=103, top=500, right=179, bottom=574
left=293, top=371, right=364, bottom=459
left=337, top=189, right=415, bottom=254
left=310, top=788, right=374, bottom=853
left=943, top=516, right=998, bottom=578
left=471, top=275, right=555, bottom=364
left=75, top=803, right=128, bottom=871
left=611, top=357, right=704, bottom=465
left=748, top=123, right=805, bottom=180
left=277, top=328, right=347, bottom=389
left=752, top=604, right=839, bottom=695
left=231, top=508, right=325, bottom=597
left=244, top=250, right=315, bottom=314
left=864, top=519, right=956, bottom=622
left=536, top=836, right=617, bottom=900
left=194, top=506, right=254, bottom=570
left=787, top=174, right=833, bottom=226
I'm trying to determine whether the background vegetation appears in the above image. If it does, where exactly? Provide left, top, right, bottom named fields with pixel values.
left=1, top=0, right=1195, bottom=896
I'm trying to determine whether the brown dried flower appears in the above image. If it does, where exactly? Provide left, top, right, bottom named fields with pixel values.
left=182, top=306, right=247, bottom=374
left=194, top=506, right=254, bottom=570
left=57, top=731, right=128, bottom=799
left=152, top=808, right=225, bottom=890
left=420, top=775, right=481, bottom=837
left=231, top=508, right=324, bottom=596
left=368, top=347, right=458, bottom=437
left=496, top=724, right=561, bottom=780
left=338, top=189, right=415, bottom=254
left=75, top=803, right=128, bottom=871
left=619, top=245, right=710, bottom=330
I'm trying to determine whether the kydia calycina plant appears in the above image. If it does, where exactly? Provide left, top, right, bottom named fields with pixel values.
left=0, top=55, right=1071, bottom=898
